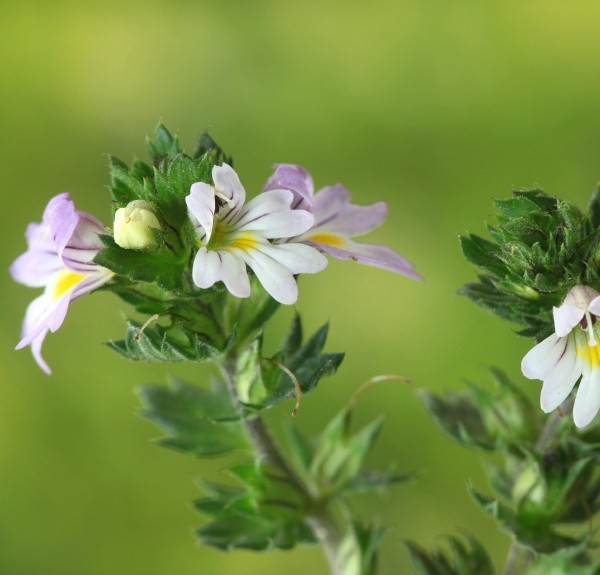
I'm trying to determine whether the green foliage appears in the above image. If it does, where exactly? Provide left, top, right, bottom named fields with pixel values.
left=236, top=317, right=345, bottom=412
left=422, top=368, right=600, bottom=565
left=193, top=462, right=315, bottom=551
left=459, top=189, right=600, bottom=340
left=283, top=406, right=415, bottom=498
left=138, top=378, right=247, bottom=456
left=421, top=367, right=542, bottom=453
left=405, top=535, right=495, bottom=575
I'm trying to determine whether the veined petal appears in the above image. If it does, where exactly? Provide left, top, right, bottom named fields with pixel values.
left=521, top=333, right=570, bottom=380
left=233, top=189, right=314, bottom=238
left=304, top=235, right=422, bottom=280
left=191, top=247, right=251, bottom=298
left=311, top=185, right=387, bottom=236
left=539, top=342, right=581, bottom=412
left=186, top=182, right=216, bottom=242
left=573, top=365, right=600, bottom=428
left=262, top=164, right=314, bottom=211
left=61, top=212, right=107, bottom=272
left=246, top=241, right=328, bottom=274
left=238, top=248, right=299, bottom=305
left=212, top=163, right=245, bottom=223
left=553, top=303, right=585, bottom=337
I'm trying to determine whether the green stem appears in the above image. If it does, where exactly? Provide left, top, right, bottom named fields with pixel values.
left=220, top=359, right=346, bottom=574
left=500, top=398, right=574, bottom=575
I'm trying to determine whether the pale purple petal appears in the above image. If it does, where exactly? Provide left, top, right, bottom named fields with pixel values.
left=233, top=190, right=314, bottom=238
left=311, top=185, right=387, bottom=236
left=573, top=366, right=600, bottom=428
left=10, top=223, right=61, bottom=287
left=186, top=182, right=216, bottom=242
left=61, top=212, right=107, bottom=272
left=16, top=292, right=71, bottom=350
left=539, top=342, right=581, bottom=412
left=44, top=193, right=79, bottom=256
left=212, top=164, right=245, bottom=223
left=263, top=164, right=314, bottom=211
left=31, top=330, right=51, bottom=375
left=553, top=303, right=585, bottom=337
left=238, top=248, right=299, bottom=305
left=521, top=334, right=568, bottom=380
left=305, top=236, right=422, bottom=280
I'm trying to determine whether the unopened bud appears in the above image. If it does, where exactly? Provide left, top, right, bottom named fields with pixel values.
left=113, top=201, right=162, bottom=250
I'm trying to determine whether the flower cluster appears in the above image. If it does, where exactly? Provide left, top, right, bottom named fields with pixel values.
left=522, top=285, right=600, bottom=428
left=11, top=157, right=419, bottom=373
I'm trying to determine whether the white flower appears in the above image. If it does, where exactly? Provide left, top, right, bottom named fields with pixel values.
left=185, top=164, right=327, bottom=304
left=113, top=200, right=162, bottom=250
left=521, top=285, right=600, bottom=428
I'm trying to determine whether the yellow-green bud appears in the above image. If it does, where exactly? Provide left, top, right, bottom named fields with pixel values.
left=113, top=201, right=162, bottom=250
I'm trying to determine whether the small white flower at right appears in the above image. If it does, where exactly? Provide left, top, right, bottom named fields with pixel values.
left=521, top=285, right=600, bottom=428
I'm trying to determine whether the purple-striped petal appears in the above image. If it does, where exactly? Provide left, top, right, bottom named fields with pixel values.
left=233, top=189, right=314, bottom=238
left=263, top=164, right=314, bottom=211
left=212, top=163, right=245, bottom=223
left=539, top=341, right=581, bottom=412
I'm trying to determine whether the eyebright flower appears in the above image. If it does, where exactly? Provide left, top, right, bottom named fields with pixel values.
left=9, top=193, right=113, bottom=374
left=521, top=285, right=600, bottom=428
left=185, top=163, right=327, bottom=305
left=263, top=164, right=422, bottom=280
left=113, top=200, right=162, bottom=250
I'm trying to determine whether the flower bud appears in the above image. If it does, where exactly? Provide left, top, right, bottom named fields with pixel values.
left=113, top=201, right=162, bottom=250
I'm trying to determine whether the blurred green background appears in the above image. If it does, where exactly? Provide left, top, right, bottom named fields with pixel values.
left=2, top=1, right=600, bottom=573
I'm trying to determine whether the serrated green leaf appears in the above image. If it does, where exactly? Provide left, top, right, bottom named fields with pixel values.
left=282, top=312, right=303, bottom=356
left=146, top=123, right=181, bottom=165
left=108, top=319, right=220, bottom=363
left=420, top=390, right=495, bottom=451
left=588, top=185, right=600, bottom=229
left=138, top=378, right=246, bottom=457
left=283, top=420, right=314, bottom=474
left=94, top=235, right=187, bottom=291
left=459, top=234, right=506, bottom=277
left=406, top=534, right=495, bottom=575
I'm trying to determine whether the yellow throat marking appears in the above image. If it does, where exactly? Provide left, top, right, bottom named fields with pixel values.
left=229, top=234, right=258, bottom=252
left=577, top=342, right=600, bottom=368
left=52, top=269, right=86, bottom=300
left=306, top=232, right=344, bottom=247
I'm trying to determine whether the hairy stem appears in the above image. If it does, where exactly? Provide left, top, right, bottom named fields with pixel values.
left=220, top=359, right=346, bottom=574
left=501, top=398, right=574, bottom=575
